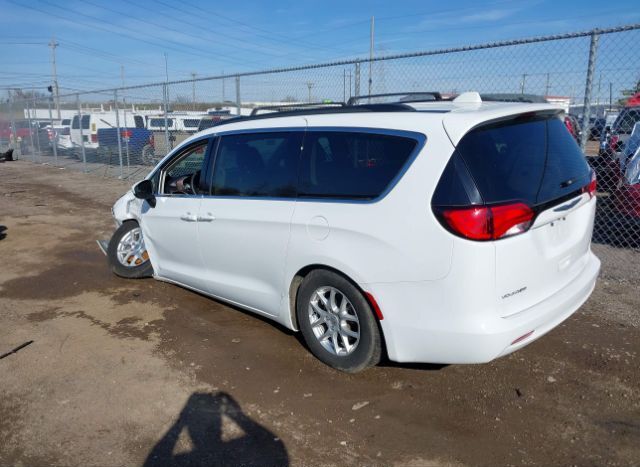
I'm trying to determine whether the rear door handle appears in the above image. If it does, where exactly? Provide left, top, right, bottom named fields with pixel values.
left=180, top=213, right=198, bottom=222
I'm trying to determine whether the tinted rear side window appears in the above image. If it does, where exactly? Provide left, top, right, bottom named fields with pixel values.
left=299, top=131, right=417, bottom=199
left=81, top=115, right=90, bottom=129
left=455, top=116, right=591, bottom=206
left=212, top=132, right=303, bottom=197
left=134, top=116, right=144, bottom=128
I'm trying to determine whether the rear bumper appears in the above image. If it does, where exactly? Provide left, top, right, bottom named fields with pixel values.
left=367, top=251, right=600, bottom=364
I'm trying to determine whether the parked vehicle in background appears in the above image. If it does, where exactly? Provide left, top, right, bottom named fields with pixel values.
left=0, top=119, right=50, bottom=154
left=106, top=92, right=600, bottom=372
left=588, top=117, right=606, bottom=140
left=70, top=111, right=145, bottom=151
left=595, top=107, right=640, bottom=191
left=604, top=106, right=640, bottom=156
left=197, top=114, right=236, bottom=131
left=146, top=113, right=208, bottom=156
left=612, top=123, right=640, bottom=232
left=146, top=113, right=206, bottom=133
left=96, top=127, right=155, bottom=165
left=564, top=114, right=582, bottom=142
left=47, top=120, right=73, bottom=151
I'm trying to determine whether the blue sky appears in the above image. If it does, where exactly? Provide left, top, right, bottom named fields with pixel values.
left=0, top=0, right=639, bottom=97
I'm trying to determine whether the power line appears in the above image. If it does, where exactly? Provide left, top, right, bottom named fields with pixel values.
left=83, top=0, right=290, bottom=60
left=153, top=0, right=356, bottom=57
left=9, top=0, right=267, bottom=68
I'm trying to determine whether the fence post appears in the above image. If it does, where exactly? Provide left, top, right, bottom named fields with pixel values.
left=163, top=83, right=170, bottom=152
left=32, top=100, right=41, bottom=162
left=114, top=90, right=124, bottom=179
left=235, top=75, right=241, bottom=116
left=25, top=99, right=35, bottom=161
left=76, top=94, right=87, bottom=173
left=580, top=29, right=600, bottom=151
left=47, top=94, right=58, bottom=165
left=354, top=62, right=361, bottom=98
left=8, top=93, right=18, bottom=158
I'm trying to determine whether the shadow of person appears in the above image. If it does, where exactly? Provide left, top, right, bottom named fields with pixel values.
left=0, top=226, right=6, bottom=241
left=144, top=392, right=288, bottom=467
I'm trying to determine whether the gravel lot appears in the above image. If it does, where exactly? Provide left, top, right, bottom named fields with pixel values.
left=1, top=160, right=639, bottom=466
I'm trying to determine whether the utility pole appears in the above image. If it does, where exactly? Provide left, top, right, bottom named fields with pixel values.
left=163, top=52, right=170, bottom=110
left=222, top=69, right=225, bottom=102
left=520, top=73, right=527, bottom=95
left=49, top=35, right=60, bottom=119
left=596, top=72, right=602, bottom=110
left=191, top=72, right=197, bottom=110
left=343, top=69, right=346, bottom=103
left=609, top=82, right=613, bottom=110
left=306, top=82, right=314, bottom=103
left=545, top=73, right=550, bottom=96
left=368, top=16, right=374, bottom=98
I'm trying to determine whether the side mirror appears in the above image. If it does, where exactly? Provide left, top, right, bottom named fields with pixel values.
left=133, top=179, right=156, bottom=208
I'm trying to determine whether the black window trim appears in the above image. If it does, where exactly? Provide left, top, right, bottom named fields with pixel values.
left=205, top=126, right=427, bottom=203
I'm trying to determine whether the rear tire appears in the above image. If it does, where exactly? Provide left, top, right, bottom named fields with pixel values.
left=107, top=221, right=153, bottom=279
left=296, top=269, right=381, bottom=373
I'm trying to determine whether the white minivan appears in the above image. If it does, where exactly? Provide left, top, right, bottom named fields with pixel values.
left=71, top=111, right=145, bottom=149
left=107, top=92, right=600, bottom=372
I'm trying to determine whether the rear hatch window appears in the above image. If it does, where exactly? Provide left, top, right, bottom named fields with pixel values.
left=454, top=115, right=591, bottom=207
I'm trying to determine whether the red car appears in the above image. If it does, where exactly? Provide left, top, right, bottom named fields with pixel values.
left=612, top=131, right=640, bottom=231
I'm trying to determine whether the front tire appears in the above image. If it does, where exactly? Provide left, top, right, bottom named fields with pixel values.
left=107, top=221, right=153, bottom=279
left=296, top=270, right=381, bottom=373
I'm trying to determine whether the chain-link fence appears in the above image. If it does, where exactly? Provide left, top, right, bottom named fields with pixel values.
left=1, top=23, right=639, bottom=277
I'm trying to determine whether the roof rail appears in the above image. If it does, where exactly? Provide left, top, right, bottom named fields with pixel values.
left=479, top=93, right=549, bottom=104
left=347, top=92, right=443, bottom=106
left=250, top=101, right=346, bottom=116
left=203, top=103, right=417, bottom=129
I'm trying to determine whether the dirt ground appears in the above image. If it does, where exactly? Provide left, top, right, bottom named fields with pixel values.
left=1, top=160, right=639, bottom=467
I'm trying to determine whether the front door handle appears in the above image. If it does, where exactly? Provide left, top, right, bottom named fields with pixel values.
left=180, top=213, right=198, bottom=222
left=197, top=212, right=216, bottom=222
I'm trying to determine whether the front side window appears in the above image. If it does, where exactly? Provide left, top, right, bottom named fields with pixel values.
left=161, top=141, right=210, bottom=195
left=212, top=132, right=303, bottom=197
left=298, top=131, right=418, bottom=199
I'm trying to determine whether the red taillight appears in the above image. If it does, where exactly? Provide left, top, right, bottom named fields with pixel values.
left=91, top=134, right=98, bottom=143
left=610, top=134, right=619, bottom=151
left=582, top=171, right=597, bottom=198
left=440, top=202, right=534, bottom=241
left=442, top=206, right=492, bottom=240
